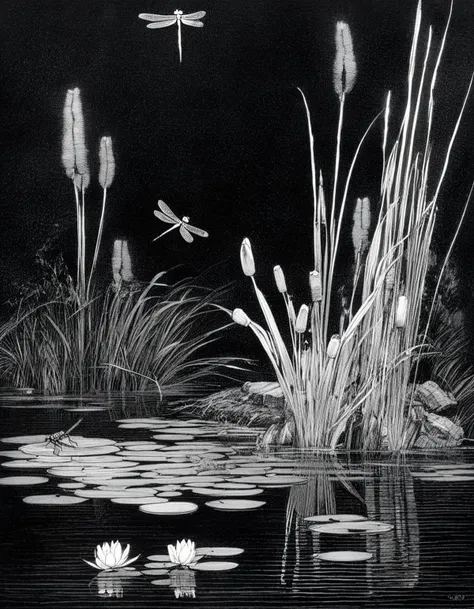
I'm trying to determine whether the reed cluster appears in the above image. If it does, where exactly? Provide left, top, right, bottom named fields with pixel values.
left=231, top=1, right=472, bottom=450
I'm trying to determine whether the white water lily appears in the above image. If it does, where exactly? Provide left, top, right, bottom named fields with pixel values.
left=84, top=541, right=140, bottom=571
left=167, top=539, right=196, bottom=567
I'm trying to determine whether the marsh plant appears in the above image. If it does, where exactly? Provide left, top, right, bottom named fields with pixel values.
left=232, top=2, right=472, bottom=450
left=0, top=88, right=234, bottom=394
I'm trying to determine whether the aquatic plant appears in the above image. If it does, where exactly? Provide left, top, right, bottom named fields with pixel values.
left=167, top=539, right=197, bottom=567
left=231, top=1, right=472, bottom=450
left=83, top=541, right=140, bottom=571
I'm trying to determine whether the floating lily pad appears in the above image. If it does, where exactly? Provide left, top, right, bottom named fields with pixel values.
left=227, top=469, right=270, bottom=477
left=205, top=499, right=266, bottom=511
left=0, top=450, right=32, bottom=458
left=146, top=554, right=172, bottom=562
left=3, top=460, right=60, bottom=469
left=141, top=569, right=170, bottom=576
left=0, top=475, right=49, bottom=485
left=58, top=482, right=85, bottom=489
left=21, top=440, right=118, bottom=457
left=310, top=521, right=393, bottom=535
left=152, top=434, right=195, bottom=441
left=75, top=488, right=156, bottom=499
left=214, top=483, right=256, bottom=490
left=115, top=418, right=166, bottom=425
left=1, top=434, right=48, bottom=444
left=111, top=497, right=169, bottom=505
left=315, top=551, right=373, bottom=562
left=157, top=491, right=182, bottom=497
left=154, top=484, right=181, bottom=491
left=118, top=423, right=160, bottom=429
left=304, top=514, right=368, bottom=523
left=90, top=478, right=156, bottom=487
left=190, top=487, right=263, bottom=497
left=150, top=578, right=172, bottom=586
left=196, top=547, right=244, bottom=557
left=139, top=501, right=198, bottom=515
left=23, top=494, right=89, bottom=505
left=145, top=562, right=174, bottom=569
left=191, top=561, right=239, bottom=571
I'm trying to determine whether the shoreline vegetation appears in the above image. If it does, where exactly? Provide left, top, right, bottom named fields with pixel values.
left=1, top=1, right=473, bottom=453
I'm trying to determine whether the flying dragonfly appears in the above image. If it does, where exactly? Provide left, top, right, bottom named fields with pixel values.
left=153, top=200, right=209, bottom=243
left=138, top=10, right=206, bottom=63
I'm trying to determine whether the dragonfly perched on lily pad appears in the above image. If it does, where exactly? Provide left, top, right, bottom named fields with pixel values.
left=138, top=10, right=206, bottom=63
left=153, top=200, right=209, bottom=243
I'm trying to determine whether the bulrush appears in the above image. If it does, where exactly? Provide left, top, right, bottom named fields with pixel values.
left=295, top=304, right=309, bottom=333
left=232, top=308, right=251, bottom=327
left=309, top=271, right=322, bottom=302
left=240, top=238, right=255, bottom=276
left=327, top=334, right=341, bottom=359
left=395, top=296, right=408, bottom=328
left=98, top=136, right=115, bottom=189
left=333, top=21, right=357, bottom=98
left=61, top=87, right=90, bottom=190
left=111, top=239, right=134, bottom=286
left=273, top=265, right=287, bottom=293
left=352, top=197, right=371, bottom=256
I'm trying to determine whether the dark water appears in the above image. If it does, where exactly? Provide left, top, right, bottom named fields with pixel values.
left=1, top=396, right=474, bottom=608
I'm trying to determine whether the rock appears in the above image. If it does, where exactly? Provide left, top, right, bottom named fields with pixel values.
left=242, top=381, right=285, bottom=408
left=413, top=408, right=464, bottom=449
left=414, top=381, right=457, bottom=414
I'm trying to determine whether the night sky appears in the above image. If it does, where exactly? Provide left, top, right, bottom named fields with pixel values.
left=0, top=0, right=473, bottom=323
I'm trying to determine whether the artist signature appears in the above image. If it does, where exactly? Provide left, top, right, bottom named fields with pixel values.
left=448, top=594, right=465, bottom=602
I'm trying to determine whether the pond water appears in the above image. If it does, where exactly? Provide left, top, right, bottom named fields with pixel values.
left=1, top=395, right=474, bottom=608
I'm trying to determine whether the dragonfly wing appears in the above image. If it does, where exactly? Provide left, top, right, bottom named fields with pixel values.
left=185, top=224, right=209, bottom=238
left=179, top=224, right=194, bottom=243
left=157, top=200, right=181, bottom=223
left=147, top=19, right=176, bottom=29
left=138, top=13, right=176, bottom=21
left=154, top=210, right=177, bottom=224
left=181, top=19, right=204, bottom=28
left=182, top=11, right=206, bottom=19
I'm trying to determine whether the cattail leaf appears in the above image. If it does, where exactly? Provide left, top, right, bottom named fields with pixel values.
left=333, top=21, right=357, bottom=97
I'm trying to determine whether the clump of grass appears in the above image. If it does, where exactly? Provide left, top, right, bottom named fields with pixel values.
left=230, top=1, right=472, bottom=450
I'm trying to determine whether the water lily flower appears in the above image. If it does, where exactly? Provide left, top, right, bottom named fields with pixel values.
left=167, top=539, right=196, bottom=567
left=83, top=541, right=140, bottom=571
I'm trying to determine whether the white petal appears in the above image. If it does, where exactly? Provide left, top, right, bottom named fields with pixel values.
left=83, top=559, right=102, bottom=570
left=116, top=544, right=130, bottom=567
left=121, top=554, right=140, bottom=568
left=105, top=552, right=116, bottom=568
left=114, top=541, right=123, bottom=563
left=168, top=544, right=178, bottom=563
left=97, top=544, right=106, bottom=565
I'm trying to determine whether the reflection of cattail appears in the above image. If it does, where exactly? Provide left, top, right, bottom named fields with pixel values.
left=333, top=22, right=357, bottom=97
left=112, top=239, right=134, bottom=285
left=61, top=88, right=90, bottom=190
left=352, top=197, right=371, bottom=256
left=273, top=265, right=287, bottom=293
left=295, top=304, right=309, bottom=333
left=232, top=308, right=251, bottom=327
left=98, top=136, right=115, bottom=189
left=240, top=238, right=256, bottom=276
left=309, top=271, right=322, bottom=302
left=395, top=296, right=408, bottom=328
left=327, top=334, right=341, bottom=359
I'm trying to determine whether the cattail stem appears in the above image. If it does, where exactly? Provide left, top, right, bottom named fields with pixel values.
left=87, top=187, right=107, bottom=298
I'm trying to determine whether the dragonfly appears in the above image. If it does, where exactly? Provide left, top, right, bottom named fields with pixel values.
left=153, top=200, right=209, bottom=243
left=138, top=10, right=206, bottom=63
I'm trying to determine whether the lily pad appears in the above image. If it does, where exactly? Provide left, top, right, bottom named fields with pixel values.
left=304, top=514, right=367, bottom=523
left=205, top=499, right=266, bottom=511
left=1, top=434, right=48, bottom=444
left=3, top=460, right=61, bottom=469
left=58, top=482, right=85, bottom=489
left=152, top=434, right=195, bottom=441
left=190, top=487, right=264, bottom=497
left=118, top=423, right=160, bottom=429
left=191, top=561, right=239, bottom=571
left=146, top=554, right=172, bottom=562
left=150, top=578, right=172, bottom=586
left=139, top=501, right=198, bottom=515
left=21, top=441, right=118, bottom=457
left=157, top=491, right=182, bottom=497
left=75, top=488, right=156, bottom=499
left=315, top=551, right=373, bottom=562
left=0, top=450, right=32, bottom=458
left=196, top=547, right=244, bottom=557
left=141, top=569, right=170, bottom=576
left=145, top=562, right=174, bottom=569
left=111, top=497, right=169, bottom=505
left=23, top=494, right=89, bottom=505
left=214, top=483, right=256, bottom=490
left=310, top=521, right=394, bottom=535
left=0, top=475, right=49, bottom=485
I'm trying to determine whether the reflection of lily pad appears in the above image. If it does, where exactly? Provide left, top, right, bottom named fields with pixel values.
left=191, top=561, right=239, bottom=571
left=111, top=497, right=169, bottom=505
left=0, top=475, right=49, bottom=485
left=304, top=514, right=367, bottom=523
left=205, top=499, right=266, bottom=511
left=310, top=521, right=393, bottom=535
left=196, top=547, right=244, bottom=557
left=190, top=487, right=264, bottom=497
left=23, top=494, right=89, bottom=505
left=315, top=551, right=373, bottom=562
left=139, top=501, right=198, bottom=515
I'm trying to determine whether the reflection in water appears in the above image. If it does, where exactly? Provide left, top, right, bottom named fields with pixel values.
left=92, top=568, right=142, bottom=598
left=169, top=568, right=197, bottom=598
left=280, top=459, right=420, bottom=598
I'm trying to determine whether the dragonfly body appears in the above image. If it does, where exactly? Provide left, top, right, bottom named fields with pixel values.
left=138, top=10, right=206, bottom=63
left=153, top=200, right=208, bottom=243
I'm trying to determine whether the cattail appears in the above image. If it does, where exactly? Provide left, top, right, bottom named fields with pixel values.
left=111, top=239, right=134, bottom=285
left=99, top=136, right=115, bottom=189
left=395, top=296, right=408, bottom=328
left=309, top=271, right=322, bottom=302
left=327, top=334, right=341, bottom=359
left=232, top=308, right=251, bottom=327
left=295, top=304, right=309, bottom=333
left=333, top=21, right=357, bottom=98
left=318, top=171, right=327, bottom=225
left=121, top=240, right=134, bottom=282
left=240, top=238, right=255, bottom=276
left=112, top=239, right=122, bottom=285
left=61, top=87, right=90, bottom=190
left=352, top=197, right=371, bottom=256
left=273, top=265, right=287, bottom=293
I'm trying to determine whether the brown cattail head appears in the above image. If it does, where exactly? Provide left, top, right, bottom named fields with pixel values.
left=240, top=238, right=256, bottom=276
left=395, top=296, right=408, bottom=328
left=309, top=270, right=322, bottom=302
left=352, top=197, right=371, bottom=256
left=112, top=239, right=122, bottom=285
left=232, top=308, right=251, bottom=327
left=112, top=239, right=134, bottom=285
left=333, top=21, right=357, bottom=98
left=295, top=304, right=309, bottom=333
left=327, top=334, right=341, bottom=359
left=273, top=265, right=287, bottom=293
left=61, top=88, right=90, bottom=190
left=99, top=136, right=115, bottom=189
left=121, top=240, right=134, bottom=282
